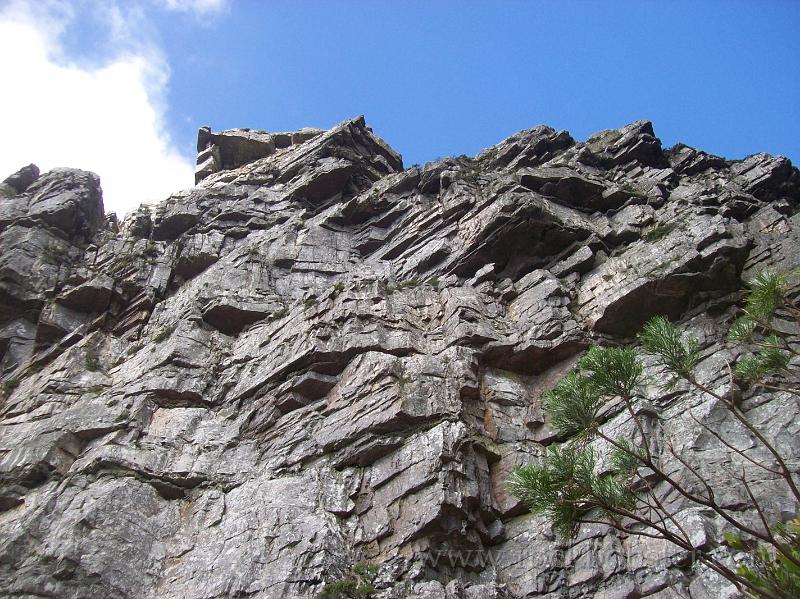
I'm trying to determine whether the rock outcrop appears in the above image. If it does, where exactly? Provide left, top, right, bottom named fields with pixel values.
left=0, top=115, right=798, bottom=598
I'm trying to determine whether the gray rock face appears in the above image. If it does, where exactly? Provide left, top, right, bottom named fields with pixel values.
left=2, top=163, right=40, bottom=195
left=195, top=124, right=327, bottom=183
left=0, top=115, right=798, bottom=598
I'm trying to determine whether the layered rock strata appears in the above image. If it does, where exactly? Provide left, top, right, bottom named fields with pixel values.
left=0, top=116, right=798, bottom=598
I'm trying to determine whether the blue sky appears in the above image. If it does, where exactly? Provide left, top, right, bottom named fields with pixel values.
left=1, top=1, right=798, bottom=214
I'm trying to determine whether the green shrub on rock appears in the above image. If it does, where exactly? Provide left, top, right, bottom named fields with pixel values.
left=317, top=562, right=378, bottom=599
left=508, top=271, right=800, bottom=598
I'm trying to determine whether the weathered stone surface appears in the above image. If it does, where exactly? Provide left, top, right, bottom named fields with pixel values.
left=0, top=117, right=798, bottom=598
left=195, top=127, right=276, bottom=183
left=576, top=212, right=750, bottom=335
left=478, top=125, right=574, bottom=170
left=580, top=120, right=665, bottom=168
left=56, top=274, right=114, bottom=313
left=518, top=166, right=608, bottom=210
left=3, top=163, right=40, bottom=194
left=26, top=168, right=105, bottom=240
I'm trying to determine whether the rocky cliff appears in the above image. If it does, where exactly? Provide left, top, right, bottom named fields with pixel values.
left=0, top=116, right=798, bottom=598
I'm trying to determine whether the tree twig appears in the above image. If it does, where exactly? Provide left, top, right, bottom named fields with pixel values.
left=687, top=409, right=782, bottom=476
left=687, top=375, right=800, bottom=503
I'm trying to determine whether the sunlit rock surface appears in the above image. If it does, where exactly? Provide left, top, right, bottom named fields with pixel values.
left=1, top=116, right=799, bottom=598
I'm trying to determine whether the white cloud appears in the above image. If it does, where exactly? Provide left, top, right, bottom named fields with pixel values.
left=161, top=0, right=228, bottom=15
left=0, top=1, right=195, bottom=216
